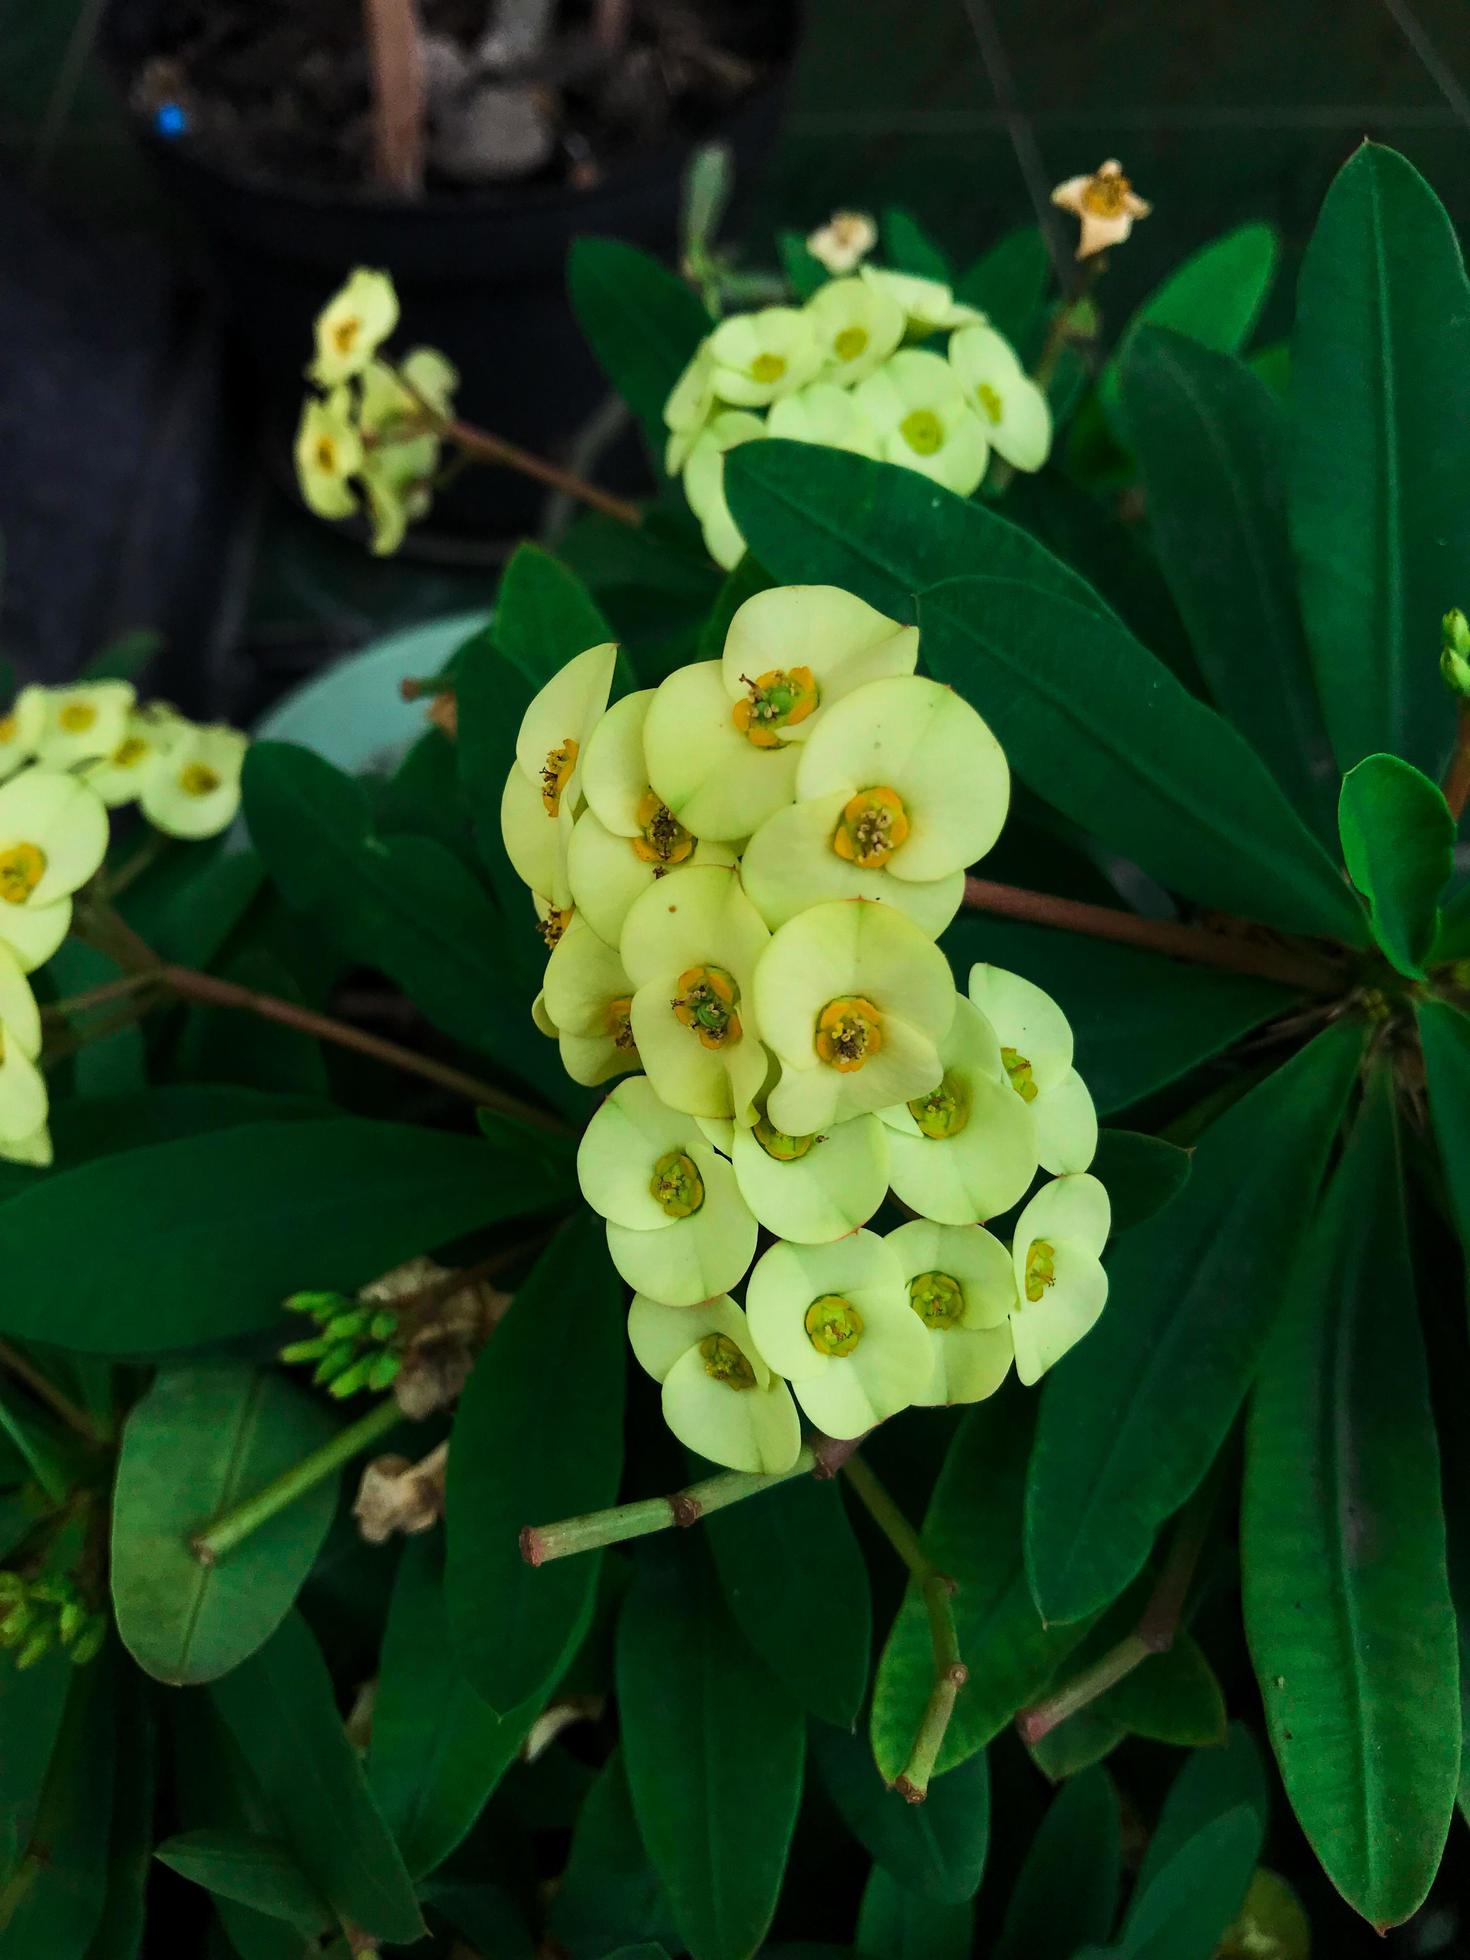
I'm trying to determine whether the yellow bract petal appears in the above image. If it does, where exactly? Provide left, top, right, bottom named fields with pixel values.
left=140, top=724, right=247, bottom=840
left=310, top=267, right=400, bottom=386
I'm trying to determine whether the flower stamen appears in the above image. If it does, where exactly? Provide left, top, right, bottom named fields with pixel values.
left=816, top=995, right=883, bottom=1071
left=730, top=666, right=819, bottom=749
left=672, top=964, right=742, bottom=1049
left=832, top=785, right=910, bottom=868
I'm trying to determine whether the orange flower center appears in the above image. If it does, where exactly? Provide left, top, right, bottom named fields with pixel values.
left=730, top=667, right=819, bottom=749
left=0, top=841, right=46, bottom=906
left=672, top=964, right=741, bottom=1049
left=816, top=995, right=882, bottom=1071
left=631, top=790, right=694, bottom=867
left=541, top=737, right=578, bottom=816
left=1081, top=169, right=1132, bottom=217
left=832, top=785, right=909, bottom=868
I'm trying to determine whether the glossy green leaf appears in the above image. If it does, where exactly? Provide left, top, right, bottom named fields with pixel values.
left=208, top=1612, right=424, bottom=1947
left=1101, top=1806, right=1259, bottom=1960
left=1102, top=222, right=1278, bottom=422
left=369, top=1538, right=540, bottom=1877
left=1243, top=1068, right=1458, bottom=1925
left=0, top=1118, right=554, bottom=1351
left=1290, top=143, right=1470, bottom=777
left=111, top=1364, right=337, bottom=1684
left=1091, top=1131, right=1191, bottom=1233
left=1122, top=328, right=1334, bottom=834
left=1135, top=1721, right=1267, bottom=1898
left=83, top=1678, right=154, bottom=1960
left=493, top=542, right=616, bottom=691
left=569, top=237, right=712, bottom=449
left=617, top=1541, right=804, bottom=1960
left=125, top=841, right=265, bottom=973
left=871, top=1393, right=1091, bottom=1782
left=176, top=949, right=330, bottom=1099
left=695, top=553, right=775, bottom=661
left=705, top=1474, right=870, bottom=1727
left=153, top=1833, right=329, bottom=1934
left=881, top=207, right=949, bottom=281
left=0, top=1655, right=116, bottom=1960
left=955, top=228, right=1050, bottom=345
left=1416, top=999, right=1470, bottom=1254
left=811, top=1724, right=987, bottom=1904
left=446, top=1214, right=624, bottom=1711
left=1338, top=754, right=1453, bottom=977
left=0, top=1648, right=71, bottom=1881
left=82, top=628, right=162, bottom=685
left=944, top=913, right=1297, bottom=1116
left=855, top=1865, right=971, bottom=1960
left=993, top=1766, right=1119, bottom=1960
left=1095, top=1631, right=1226, bottom=1745
left=777, top=229, right=827, bottom=300
left=724, top=441, right=1110, bottom=628
left=1027, top=1018, right=1365, bottom=1623
left=549, top=1749, right=676, bottom=1959
left=919, top=577, right=1366, bottom=944
left=1028, top=1708, right=1127, bottom=1782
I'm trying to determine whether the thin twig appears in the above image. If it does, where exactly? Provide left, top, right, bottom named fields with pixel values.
left=959, top=0, right=1074, bottom=296
left=841, top=1452, right=966, bottom=1802
left=1015, top=1474, right=1219, bottom=1745
left=0, top=1339, right=99, bottom=1445
left=441, top=416, right=643, bottom=527
left=1443, top=702, right=1470, bottom=822
left=1377, top=0, right=1470, bottom=133
left=362, top=0, right=427, bottom=194
left=962, top=876, right=1345, bottom=994
left=41, top=969, right=164, bottom=1023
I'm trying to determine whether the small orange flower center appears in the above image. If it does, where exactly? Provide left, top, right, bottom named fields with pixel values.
left=700, top=1332, right=757, bottom=1389
left=672, top=964, right=741, bottom=1049
left=0, top=841, right=46, bottom=906
left=537, top=905, right=573, bottom=949
left=731, top=667, right=819, bottom=749
left=1024, top=1239, right=1057, bottom=1303
left=606, top=995, right=637, bottom=1051
left=57, top=701, right=98, bottom=734
left=1001, top=1047, right=1038, bottom=1102
left=541, top=738, right=578, bottom=816
left=314, top=436, right=338, bottom=473
left=750, top=351, right=788, bottom=385
left=977, top=382, right=1004, bottom=425
left=332, top=316, right=362, bottom=355
left=832, top=785, right=909, bottom=868
left=180, top=762, right=221, bottom=797
left=1081, top=168, right=1132, bottom=217
left=631, top=789, right=694, bottom=867
left=816, top=995, right=882, bottom=1071
left=833, top=325, right=869, bottom=364
left=113, top=737, right=149, bottom=768
left=0, top=714, right=17, bottom=745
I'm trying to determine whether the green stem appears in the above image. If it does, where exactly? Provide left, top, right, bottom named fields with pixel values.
left=841, top=1453, right=966, bottom=1802
left=521, top=1443, right=820, bottom=1565
left=191, top=1399, right=404, bottom=1563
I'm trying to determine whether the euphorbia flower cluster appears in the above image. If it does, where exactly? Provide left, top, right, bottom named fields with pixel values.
left=501, top=586, right=1108, bottom=1473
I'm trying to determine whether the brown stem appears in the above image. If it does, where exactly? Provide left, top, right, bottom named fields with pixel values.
left=0, top=1339, right=99, bottom=1445
left=1444, top=702, right=1470, bottom=823
left=159, top=965, right=570, bottom=1137
left=442, top=417, right=642, bottom=527
left=42, top=969, right=164, bottom=1022
left=1015, top=1474, right=1218, bottom=1746
left=962, top=876, right=1344, bottom=994
left=841, top=1453, right=966, bottom=1802
left=362, top=0, right=427, bottom=195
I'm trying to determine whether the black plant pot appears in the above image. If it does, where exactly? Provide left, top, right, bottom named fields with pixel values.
left=100, top=1, right=798, bottom=551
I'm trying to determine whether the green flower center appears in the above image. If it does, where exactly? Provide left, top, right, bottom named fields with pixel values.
left=1024, top=1239, right=1057, bottom=1303
left=180, top=762, right=222, bottom=798
left=899, top=407, right=944, bottom=456
left=805, top=1293, right=864, bottom=1357
left=1001, top=1047, right=1038, bottom=1102
left=672, top=964, right=742, bottom=1049
left=651, top=1149, right=705, bottom=1219
left=977, top=382, right=1004, bottom=425
left=731, top=666, right=819, bottom=748
left=700, top=1333, right=757, bottom=1390
left=751, top=351, right=788, bottom=385
left=908, top=1071, right=970, bottom=1139
left=754, top=1113, right=815, bottom=1162
left=909, top=1270, right=965, bottom=1329
left=0, top=842, right=46, bottom=907
left=833, top=325, right=869, bottom=363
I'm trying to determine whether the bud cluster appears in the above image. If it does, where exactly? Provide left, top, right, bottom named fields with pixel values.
left=500, top=584, right=1111, bottom=1474
left=280, top=1289, right=402, bottom=1399
left=0, top=1568, right=106, bottom=1671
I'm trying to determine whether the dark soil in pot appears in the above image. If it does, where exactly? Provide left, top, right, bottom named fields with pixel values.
left=102, top=0, right=798, bottom=549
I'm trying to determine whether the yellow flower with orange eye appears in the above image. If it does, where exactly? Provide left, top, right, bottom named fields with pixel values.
left=31, top=681, right=136, bottom=771
left=0, top=769, right=110, bottom=972
left=140, top=724, right=248, bottom=840
left=1051, top=158, right=1151, bottom=259
left=309, top=267, right=400, bottom=387
left=0, top=689, right=45, bottom=785
left=500, top=641, right=618, bottom=909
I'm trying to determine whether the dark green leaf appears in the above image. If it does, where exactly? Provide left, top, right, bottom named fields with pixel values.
left=993, top=1766, right=1119, bottom=1960
left=1027, top=1018, right=1365, bottom=1623
left=695, top=554, right=775, bottom=661
left=1338, top=754, right=1453, bottom=977
left=777, top=230, right=827, bottom=300
left=1122, top=328, right=1334, bottom=834
left=548, top=1749, right=677, bottom=1959
left=492, top=542, right=616, bottom=692
left=1289, top=143, right=1470, bottom=777
left=1091, top=1131, right=1191, bottom=1232
left=954, top=228, right=1050, bottom=344
left=617, top=1542, right=804, bottom=1960
left=705, top=1475, right=870, bottom=1727
left=446, top=1214, right=625, bottom=1711
left=110, top=1364, right=337, bottom=1684
left=854, top=1865, right=971, bottom=1960
left=568, top=238, right=712, bottom=451
left=919, top=577, right=1366, bottom=943
left=945, top=913, right=1297, bottom=1116
left=811, top=1724, right=987, bottom=1904
left=1102, top=223, right=1278, bottom=424
left=242, top=741, right=541, bottom=1076
left=1135, top=1721, right=1267, bottom=1898
left=208, top=1612, right=424, bottom=1946
left=0, top=1118, right=553, bottom=1352
left=1106, top=1806, right=1259, bottom=1959
left=176, top=950, right=330, bottom=1098
left=153, top=1833, right=329, bottom=1934
left=1415, top=999, right=1470, bottom=1255
left=0, top=1648, right=71, bottom=1878
left=369, top=1538, right=539, bottom=1877
left=83, top=1678, right=154, bottom=1960
left=81, top=629, right=162, bottom=685
left=871, top=1393, right=1090, bottom=1782
left=1242, top=1067, right=1458, bottom=1925
left=1095, top=1632, right=1226, bottom=1745
left=724, top=441, right=1111, bottom=628
left=1028, top=1708, right=1126, bottom=1782
left=125, top=843, right=265, bottom=972
left=881, top=207, right=949, bottom=281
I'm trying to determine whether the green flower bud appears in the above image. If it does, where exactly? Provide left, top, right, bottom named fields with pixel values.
left=1442, top=609, right=1470, bottom=697
left=324, top=1309, right=370, bottom=1341
left=313, top=1340, right=358, bottom=1385
left=70, top=1617, right=107, bottom=1666
left=327, top=1355, right=375, bottom=1400
left=279, top=1338, right=331, bottom=1364
left=368, top=1311, right=400, bottom=1343
left=0, top=1602, right=32, bottom=1647
left=366, top=1351, right=402, bottom=1392
left=16, top=1626, right=53, bottom=1670
left=284, top=1289, right=350, bottom=1318
left=57, top=1599, right=85, bottom=1646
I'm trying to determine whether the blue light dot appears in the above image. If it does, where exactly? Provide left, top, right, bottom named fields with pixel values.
left=155, top=103, right=188, bottom=139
